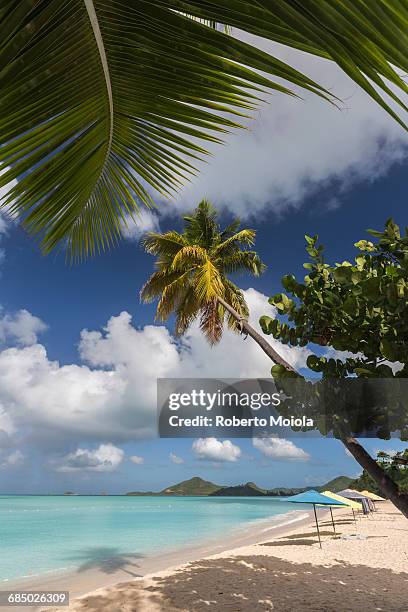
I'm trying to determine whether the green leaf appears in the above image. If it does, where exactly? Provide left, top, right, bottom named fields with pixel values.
left=351, top=270, right=365, bottom=285
left=1, top=1, right=408, bottom=256
left=380, top=338, right=397, bottom=361
left=354, top=368, right=374, bottom=377
left=333, top=266, right=352, bottom=284
left=271, top=364, right=288, bottom=378
left=343, top=296, right=358, bottom=315
left=305, top=235, right=316, bottom=245
left=307, top=355, right=325, bottom=372
left=354, top=240, right=375, bottom=251
left=281, top=274, right=297, bottom=292
left=259, top=315, right=274, bottom=334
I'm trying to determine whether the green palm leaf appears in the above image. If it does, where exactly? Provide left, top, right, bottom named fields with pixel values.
left=221, top=251, right=266, bottom=276
left=1, top=1, right=407, bottom=257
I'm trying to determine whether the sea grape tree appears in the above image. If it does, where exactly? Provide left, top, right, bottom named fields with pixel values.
left=260, top=219, right=408, bottom=516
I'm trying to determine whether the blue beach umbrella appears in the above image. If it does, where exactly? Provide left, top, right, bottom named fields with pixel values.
left=285, top=490, right=348, bottom=548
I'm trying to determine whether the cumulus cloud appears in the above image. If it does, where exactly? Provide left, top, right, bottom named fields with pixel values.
left=129, top=455, right=144, bottom=465
left=55, top=444, right=124, bottom=473
left=0, top=290, right=308, bottom=456
left=168, top=38, right=407, bottom=219
left=121, top=210, right=160, bottom=241
left=0, top=449, right=24, bottom=469
left=192, top=438, right=241, bottom=463
left=253, top=436, right=310, bottom=462
left=0, top=309, right=47, bottom=346
left=169, top=452, right=184, bottom=465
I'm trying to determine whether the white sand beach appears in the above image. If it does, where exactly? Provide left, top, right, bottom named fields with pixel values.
left=28, top=501, right=408, bottom=612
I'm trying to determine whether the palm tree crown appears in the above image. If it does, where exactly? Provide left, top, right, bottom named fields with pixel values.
left=141, top=200, right=265, bottom=344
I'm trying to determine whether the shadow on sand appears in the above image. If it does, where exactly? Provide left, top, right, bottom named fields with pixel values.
left=71, top=555, right=408, bottom=611
left=65, top=547, right=144, bottom=577
left=147, top=555, right=408, bottom=611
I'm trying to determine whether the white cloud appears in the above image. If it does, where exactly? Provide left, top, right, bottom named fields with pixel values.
left=169, top=452, right=184, bottom=465
left=129, top=455, right=144, bottom=465
left=0, top=309, right=47, bottom=346
left=192, top=438, right=241, bottom=463
left=253, top=436, right=310, bottom=462
left=0, top=290, right=308, bottom=455
left=0, top=449, right=24, bottom=469
left=168, top=38, right=407, bottom=219
left=56, top=443, right=124, bottom=473
left=122, top=210, right=160, bottom=241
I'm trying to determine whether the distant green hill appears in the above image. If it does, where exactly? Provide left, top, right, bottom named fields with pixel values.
left=127, top=477, right=223, bottom=497
left=211, top=483, right=311, bottom=496
left=211, top=482, right=267, bottom=496
left=126, top=475, right=353, bottom=497
left=160, top=476, right=222, bottom=496
left=317, top=476, right=353, bottom=493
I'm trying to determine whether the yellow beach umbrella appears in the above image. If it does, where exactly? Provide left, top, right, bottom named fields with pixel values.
left=321, top=490, right=361, bottom=524
left=360, top=490, right=386, bottom=501
left=322, top=491, right=361, bottom=510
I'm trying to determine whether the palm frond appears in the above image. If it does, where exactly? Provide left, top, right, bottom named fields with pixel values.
left=5, top=2, right=407, bottom=256
left=141, top=232, right=186, bottom=257
left=221, top=251, right=266, bottom=276
left=140, top=269, right=183, bottom=302
left=183, top=14, right=231, bottom=34
left=171, top=245, right=208, bottom=270
left=184, top=199, right=219, bottom=249
left=214, top=229, right=257, bottom=257
left=175, top=287, right=201, bottom=336
left=223, top=279, right=249, bottom=332
left=200, top=299, right=223, bottom=344
left=156, top=270, right=192, bottom=320
left=193, top=260, right=224, bottom=302
left=169, top=1, right=408, bottom=123
left=219, top=218, right=242, bottom=242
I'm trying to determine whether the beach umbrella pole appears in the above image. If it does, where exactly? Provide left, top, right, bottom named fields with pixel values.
left=329, top=507, right=336, bottom=536
left=313, top=504, right=322, bottom=549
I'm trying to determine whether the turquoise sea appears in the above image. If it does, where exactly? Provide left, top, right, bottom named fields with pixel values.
left=0, top=495, right=303, bottom=581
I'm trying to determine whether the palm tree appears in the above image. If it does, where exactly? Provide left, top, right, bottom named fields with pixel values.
left=0, top=3, right=407, bottom=257
left=141, top=199, right=294, bottom=369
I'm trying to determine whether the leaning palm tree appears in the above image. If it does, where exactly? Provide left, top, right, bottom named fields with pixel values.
left=0, top=3, right=407, bottom=258
left=141, top=199, right=293, bottom=369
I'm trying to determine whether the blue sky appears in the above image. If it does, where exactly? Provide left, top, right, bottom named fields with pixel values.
left=0, top=44, right=407, bottom=494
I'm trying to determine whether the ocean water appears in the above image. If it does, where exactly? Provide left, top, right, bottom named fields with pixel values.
left=0, top=495, right=304, bottom=581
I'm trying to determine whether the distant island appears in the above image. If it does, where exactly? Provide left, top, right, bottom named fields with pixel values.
left=126, top=475, right=353, bottom=497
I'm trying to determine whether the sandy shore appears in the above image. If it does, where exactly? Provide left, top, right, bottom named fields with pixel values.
left=41, top=501, right=408, bottom=612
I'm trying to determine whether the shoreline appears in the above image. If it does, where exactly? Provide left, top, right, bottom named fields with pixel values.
left=3, top=508, right=313, bottom=611
left=58, top=502, right=408, bottom=611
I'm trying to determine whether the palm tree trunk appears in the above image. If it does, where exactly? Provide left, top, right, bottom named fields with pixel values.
left=342, top=437, right=408, bottom=518
left=217, top=295, right=407, bottom=515
left=217, top=295, right=296, bottom=372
